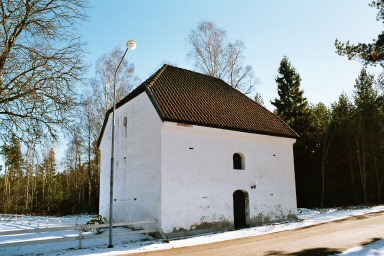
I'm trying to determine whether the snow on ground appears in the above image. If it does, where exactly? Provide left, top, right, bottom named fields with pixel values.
left=340, top=239, right=384, bottom=255
left=0, top=206, right=383, bottom=256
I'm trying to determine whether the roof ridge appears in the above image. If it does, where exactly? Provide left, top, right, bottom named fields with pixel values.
left=147, top=64, right=168, bottom=88
left=168, top=65, right=228, bottom=83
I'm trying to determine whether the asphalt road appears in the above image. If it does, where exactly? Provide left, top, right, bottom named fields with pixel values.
left=128, top=211, right=384, bottom=256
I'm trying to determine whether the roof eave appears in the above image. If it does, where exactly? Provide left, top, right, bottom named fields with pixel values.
left=162, top=118, right=298, bottom=139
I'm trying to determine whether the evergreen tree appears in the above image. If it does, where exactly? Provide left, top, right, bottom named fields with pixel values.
left=271, top=56, right=310, bottom=134
left=353, top=68, right=382, bottom=203
left=1, top=134, right=24, bottom=213
left=335, top=1, right=384, bottom=66
left=271, top=56, right=313, bottom=207
left=328, top=94, right=358, bottom=206
left=43, top=148, right=58, bottom=213
left=354, top=69, right=378, bottom=110
left=333, top=0, right=384, bottom=206
left=309, top=103, right=334, bottom=207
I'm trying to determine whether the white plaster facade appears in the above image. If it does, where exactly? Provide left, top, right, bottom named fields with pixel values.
left=99, top=92, right=162, bottom=225
left=99, top=91, right=297, bottom=236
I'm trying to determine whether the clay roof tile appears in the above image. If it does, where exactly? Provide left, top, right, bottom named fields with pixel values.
left=98, top=64, right=297, bottom=147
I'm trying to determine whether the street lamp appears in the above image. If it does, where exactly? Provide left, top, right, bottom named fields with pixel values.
left=108, top=39, right=137, bottom=248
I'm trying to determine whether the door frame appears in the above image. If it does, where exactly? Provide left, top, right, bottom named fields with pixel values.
left=233, top=189, right=250, bottom=229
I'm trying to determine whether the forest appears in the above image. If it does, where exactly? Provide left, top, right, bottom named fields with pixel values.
left=0, top=0, right=383, bottom=215
left=273, top=59, right=384, bottom=208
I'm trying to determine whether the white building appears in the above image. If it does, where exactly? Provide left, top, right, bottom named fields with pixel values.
left=98, top=64, right=298, bottom=237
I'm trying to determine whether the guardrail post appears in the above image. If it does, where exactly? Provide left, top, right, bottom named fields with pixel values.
left=79, top=228, right=83, bottom=249
left=59, top=217, right=62, bottom=225
left=46, top=217, right=48, bottom=228
left=146, top=218, right=149, bottom=240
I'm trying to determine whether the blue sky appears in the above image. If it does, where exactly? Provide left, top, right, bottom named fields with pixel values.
left=46, top=0, right=383, bottom=166
left=79, top=0, right=383, bottom=110
left=2, top=1, right=382, bottom=170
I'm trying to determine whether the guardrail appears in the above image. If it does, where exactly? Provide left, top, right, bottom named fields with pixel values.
left=0, top=219, right=157, bottom=249
left=0, top=213, right=87, bottom=227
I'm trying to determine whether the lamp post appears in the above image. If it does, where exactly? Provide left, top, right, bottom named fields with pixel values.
left=108, top=39, right=137, bottom=248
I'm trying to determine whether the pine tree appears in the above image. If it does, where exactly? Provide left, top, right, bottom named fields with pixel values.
left=309, top=103, right=342, bottom=207
left=271, top=56, right=313, bottom=207
left=1, top=134, right=24, bottom=213
left=329, top=94, right=358, bottom=205
left=271, top=56, right=310, bottom=134
left=43, top=148, right=58, bottom=213
left=352, top=68, right=382, bottom=203
left=335, top=1, right=384, bottom=66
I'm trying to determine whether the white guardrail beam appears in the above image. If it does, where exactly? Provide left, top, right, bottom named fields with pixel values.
left=0, top=219, right=157, bottom=249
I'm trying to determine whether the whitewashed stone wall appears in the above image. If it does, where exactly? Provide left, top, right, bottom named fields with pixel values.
left=99, top=92, right=162, bottom=226
left=160, top=122, right=297, bottom=234
left=100, top=93, right=297, bottom=236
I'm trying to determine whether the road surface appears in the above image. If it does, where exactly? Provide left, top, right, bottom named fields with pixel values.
left=128, top=211, right=384, bottom=256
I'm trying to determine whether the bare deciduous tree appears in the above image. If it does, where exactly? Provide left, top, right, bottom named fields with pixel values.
left=187, top=21, right=257, bottom=94
left=89, top=47, right=140, bottom=134
left=254, top=92, right=265, bottom=106
left=0, top=0, right=88, bottom=144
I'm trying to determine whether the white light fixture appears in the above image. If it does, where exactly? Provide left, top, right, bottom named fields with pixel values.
left=126, top=40, right=137, bottom=50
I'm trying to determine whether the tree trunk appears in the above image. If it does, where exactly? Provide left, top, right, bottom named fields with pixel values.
left=347, top=139, right=357, bottom=204
left=356, top=133, right=367, bottom=204
left=88, top=127, right=92, bottom=211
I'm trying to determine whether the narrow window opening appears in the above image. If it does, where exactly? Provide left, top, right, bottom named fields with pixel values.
left=233, top=153, right=244, bottom=170
left=123, top=116, right=128, bottom=137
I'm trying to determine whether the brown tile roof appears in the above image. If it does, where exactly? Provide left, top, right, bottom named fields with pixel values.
left=98, top=64, right=297, bottom=146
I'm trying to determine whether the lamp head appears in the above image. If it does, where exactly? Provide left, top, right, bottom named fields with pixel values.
left=126, top=40, right=137, bottom=50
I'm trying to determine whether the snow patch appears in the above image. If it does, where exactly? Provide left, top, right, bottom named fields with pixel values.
left=340, top=239, right=384, bottom=255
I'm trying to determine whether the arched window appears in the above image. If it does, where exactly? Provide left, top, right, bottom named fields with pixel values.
left=233, top=153, right=244, bottom=170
